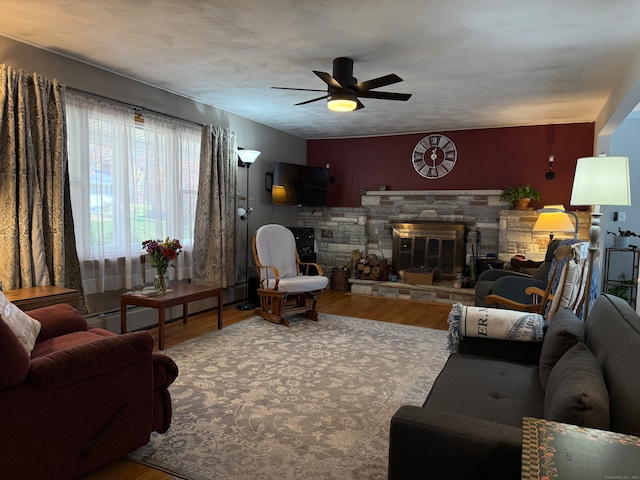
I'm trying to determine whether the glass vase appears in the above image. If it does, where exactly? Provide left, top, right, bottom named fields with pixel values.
left=154, top=271, right=170, bottom=293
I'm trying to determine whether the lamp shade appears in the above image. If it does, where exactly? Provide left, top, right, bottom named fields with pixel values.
left=237, top=149, right=261, bottom=164
left=570, top=156, right=631, bottom=206
left=533, top=205, right=576, bottom=234
left=271, top=185, right=287, bottom=204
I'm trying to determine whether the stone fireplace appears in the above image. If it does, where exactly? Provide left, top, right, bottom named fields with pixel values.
left=392, top=222, right=466, bottom=279
left=295, top=189, right=590, bottom=304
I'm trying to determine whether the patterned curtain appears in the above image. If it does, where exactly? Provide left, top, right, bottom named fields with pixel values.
left=0, top=64, right=84, bottom=304
left=192, top=125, right=237, bottom=287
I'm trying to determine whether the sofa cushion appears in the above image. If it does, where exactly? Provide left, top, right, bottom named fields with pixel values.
left=539, top=308, right=585, bottom=391
left=424, top=353, right=544, bottom=428
left=0, top=290, right=41, bottom=354
left=0, top=315, right=31, bottom=388
left=544, top=342, right=609, bottom=430
left=28, top=331, right=154, bottom=390
left=31, top=328, right=115, bottom=359
left=585, top=294, right=640, bottom=435
left=27, top=303, right=88, bottom=341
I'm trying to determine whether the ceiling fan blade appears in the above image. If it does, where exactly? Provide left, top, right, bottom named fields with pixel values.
left=271, top=87, right=327, bottom=92
left=313, top=70, right=344, bottom=89
left=357, top=91, right=412, bottom=101
left=294, top=95, right=329, bottom=106
left=353, top=74, right=403, bottom=93
left=355, top=99, right=365, bottom=110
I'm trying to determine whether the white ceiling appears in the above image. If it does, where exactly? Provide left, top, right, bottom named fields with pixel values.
left=2, top=0, right=640, bottom=139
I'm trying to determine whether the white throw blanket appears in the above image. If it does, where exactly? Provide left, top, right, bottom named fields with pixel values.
left=447, top=303, right=544, bottom=353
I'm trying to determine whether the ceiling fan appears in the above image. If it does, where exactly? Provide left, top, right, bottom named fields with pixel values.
left=272, top=57, right=412, bottom=112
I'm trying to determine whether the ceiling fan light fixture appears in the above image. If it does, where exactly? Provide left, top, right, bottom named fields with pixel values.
left=327, top=92, right=357, bottom=112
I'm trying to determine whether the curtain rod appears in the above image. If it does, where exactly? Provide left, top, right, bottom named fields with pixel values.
left=65, top=85, right=204, bottom=127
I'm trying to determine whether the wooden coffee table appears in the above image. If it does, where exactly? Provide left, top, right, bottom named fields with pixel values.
left=121, top=283, right=223, bottom=350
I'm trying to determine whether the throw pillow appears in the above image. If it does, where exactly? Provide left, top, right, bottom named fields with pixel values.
left=27, top=303, right=87, bottom=341
left=539, top=309, right=585, bottom=391
left=546, top=260, right=575, bottom=320
left=0, top=315, right=31, bottom=388
left=0, top=290, right=42, bottom=354
left=544, top=342, right=609, bottom=430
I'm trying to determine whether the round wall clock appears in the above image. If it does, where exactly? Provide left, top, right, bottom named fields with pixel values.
left=411, top=134, right=457, bottom=179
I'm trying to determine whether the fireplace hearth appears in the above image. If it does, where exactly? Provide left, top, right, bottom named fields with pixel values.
left=392, top=222, right=466, bottom=279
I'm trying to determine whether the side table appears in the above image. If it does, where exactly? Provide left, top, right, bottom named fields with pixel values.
left=121, top=283, right=223, bottom=350
left=4, top=286, right=79, bottom=311
left=511, top=258, right=543, bottom=273
left=521, top=417, right=640, bottom=479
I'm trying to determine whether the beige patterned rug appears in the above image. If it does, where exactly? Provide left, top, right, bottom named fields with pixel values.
left=128, top=313, right=449, bottom=480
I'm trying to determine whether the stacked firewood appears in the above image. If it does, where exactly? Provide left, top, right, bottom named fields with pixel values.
left=352, top=251, right=388, bottom=281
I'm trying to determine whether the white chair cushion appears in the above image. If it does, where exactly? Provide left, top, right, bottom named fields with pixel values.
left=255, top=225, right=299, bottom=279
left=263, top=275, right=329, bottom=293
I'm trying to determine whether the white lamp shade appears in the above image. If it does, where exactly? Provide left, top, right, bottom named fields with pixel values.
left=570, top=156, right=631, bottom=206
left=237, top=149, right=261, bottom=164
left=533, top=205, right=576, bottom=233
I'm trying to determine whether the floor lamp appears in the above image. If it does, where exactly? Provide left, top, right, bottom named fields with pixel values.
left=570, top=155, right=631, bottom=320
left=237, top=148, right=261, bottom=311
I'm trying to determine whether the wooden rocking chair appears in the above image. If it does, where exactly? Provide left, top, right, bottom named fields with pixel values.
left=485, top=241, right=593, bottom=320
left=252, top=224, right=329, bottom=326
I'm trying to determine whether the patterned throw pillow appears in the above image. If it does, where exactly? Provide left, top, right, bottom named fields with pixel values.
left=0, top=290, right=42, bottom=354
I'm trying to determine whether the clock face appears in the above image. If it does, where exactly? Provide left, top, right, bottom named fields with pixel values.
left=411, top=134, right=457, bottom=179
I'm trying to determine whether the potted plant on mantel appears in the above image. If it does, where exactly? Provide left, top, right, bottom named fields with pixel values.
left=499, top=185, right=542, bottom=210
left=606, top=227, right=638, bottom=248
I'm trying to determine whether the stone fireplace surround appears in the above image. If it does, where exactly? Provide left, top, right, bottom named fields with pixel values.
left=296, top=190, right=590, bottom=304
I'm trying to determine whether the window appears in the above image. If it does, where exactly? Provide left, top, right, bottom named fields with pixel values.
left=66, top=94, right=201, bottom=294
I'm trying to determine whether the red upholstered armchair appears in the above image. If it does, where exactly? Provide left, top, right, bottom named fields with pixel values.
left=0, top=302, right=178, bottom=480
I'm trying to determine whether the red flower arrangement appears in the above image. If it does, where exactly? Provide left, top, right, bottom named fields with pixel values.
left=142, top=238, right=182, bottom=291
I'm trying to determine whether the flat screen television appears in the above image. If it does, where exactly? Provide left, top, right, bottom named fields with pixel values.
left=272, top=161, right=328, bottom=207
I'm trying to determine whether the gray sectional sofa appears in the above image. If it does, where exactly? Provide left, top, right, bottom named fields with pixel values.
left=388, top=294, right=640, bottom=479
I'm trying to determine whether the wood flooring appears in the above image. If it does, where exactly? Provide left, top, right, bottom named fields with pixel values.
left=80, top=289, right=452, bottom=480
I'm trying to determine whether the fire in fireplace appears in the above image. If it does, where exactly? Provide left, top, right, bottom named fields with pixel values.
left=392, top=223, right=466, bottom=279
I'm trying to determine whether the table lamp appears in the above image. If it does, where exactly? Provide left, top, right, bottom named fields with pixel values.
left=533, top=205, right=578, bottom=244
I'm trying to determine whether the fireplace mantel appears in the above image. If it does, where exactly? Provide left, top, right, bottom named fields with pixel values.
left=362, top=189, right=504, bottom=196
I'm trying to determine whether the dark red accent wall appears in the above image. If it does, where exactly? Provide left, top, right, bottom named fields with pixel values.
left=307, top=123, right=595, bottom=208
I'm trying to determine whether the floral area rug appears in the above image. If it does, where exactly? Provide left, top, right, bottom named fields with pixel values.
left=127, top=313, right=449, bottom=480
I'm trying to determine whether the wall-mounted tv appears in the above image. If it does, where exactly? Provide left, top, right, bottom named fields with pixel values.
left=272, top=161, right=328, bottom=207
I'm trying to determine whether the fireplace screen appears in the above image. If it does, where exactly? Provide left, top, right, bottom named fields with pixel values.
left=392, top=223, right=465, bottom=278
